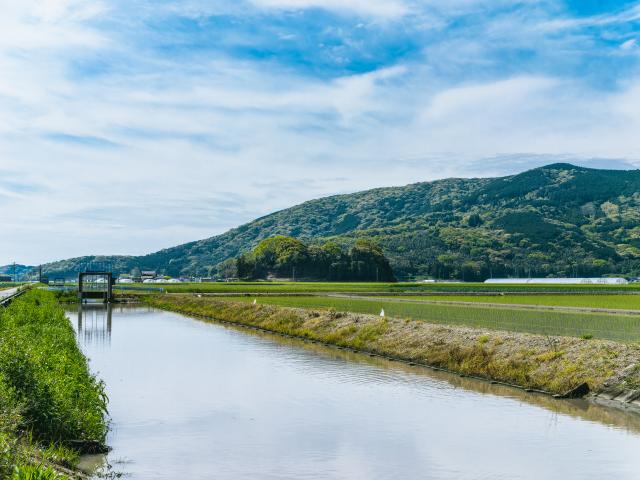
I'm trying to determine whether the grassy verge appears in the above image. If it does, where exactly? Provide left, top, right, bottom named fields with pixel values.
left=146, top=295, right=640, bottom=397
left=202, top=295, right=640, bottom=343
left=0, top=290, right=108, bottom=479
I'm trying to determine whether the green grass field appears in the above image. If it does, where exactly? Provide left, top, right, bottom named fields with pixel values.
left=375, top=294, right=640, bottom=310
left=122, top=281, right=640, bottom=295
left=210, top=295, right=640, bottom=343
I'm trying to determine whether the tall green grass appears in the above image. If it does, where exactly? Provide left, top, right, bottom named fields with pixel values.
left=216, top=295, right=640, bottom=342
left=0, top=290, right=108, bottom=478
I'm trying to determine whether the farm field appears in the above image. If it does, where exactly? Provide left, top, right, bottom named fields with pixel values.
left=208, top=295, right=640, bottom=343
left=123, top=281, right=640, bottom=295
left=373, top=294, right=640, bottom=310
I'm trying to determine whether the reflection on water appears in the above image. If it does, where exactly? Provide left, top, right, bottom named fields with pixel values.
left=69, top=306, right=640, bottom=480
left=76, top=304, right=112, bottom=346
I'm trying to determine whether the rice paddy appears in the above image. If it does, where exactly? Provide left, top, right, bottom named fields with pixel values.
left=126, top=281, right=640, bottom=295
left=374, top=294, right=640, bottom=310
left=211, top=295, right=640, bottom=343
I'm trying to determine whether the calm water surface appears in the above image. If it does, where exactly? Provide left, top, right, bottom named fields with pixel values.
left=69, top=305, right=640, bottom=480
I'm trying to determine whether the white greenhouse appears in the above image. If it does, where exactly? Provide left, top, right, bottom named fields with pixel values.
left=484, top=278, right=628, bottom=285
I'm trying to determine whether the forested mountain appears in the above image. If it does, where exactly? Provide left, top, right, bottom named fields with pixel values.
left=0, top=264, right=33, bottom=281
left=36, top=163, right=640, bottom=281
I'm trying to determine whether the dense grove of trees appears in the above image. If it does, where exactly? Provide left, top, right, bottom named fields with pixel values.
left=235, top=236, right=395, bottom=281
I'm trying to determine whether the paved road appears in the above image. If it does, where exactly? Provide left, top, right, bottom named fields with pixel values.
left=0, top=287, right=20, bottom=301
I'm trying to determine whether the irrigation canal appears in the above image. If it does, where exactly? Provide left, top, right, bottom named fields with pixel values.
left=69, top=305, right=640, bottom=480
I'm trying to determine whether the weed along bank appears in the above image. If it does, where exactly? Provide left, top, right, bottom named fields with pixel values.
left=0, top=290, right=108, bottom=479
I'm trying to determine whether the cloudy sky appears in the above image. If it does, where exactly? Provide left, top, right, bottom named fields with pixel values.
left=2, top=0, right=640, bottom=265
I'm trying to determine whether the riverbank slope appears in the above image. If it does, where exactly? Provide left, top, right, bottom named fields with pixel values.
left=147, top=295, right=640, bottom=403
left=0, top=290, right=108, bottom=479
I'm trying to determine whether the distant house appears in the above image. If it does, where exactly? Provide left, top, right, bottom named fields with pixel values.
left=484, top=278, right=628, bottom=285
left=141, top=270, right=157, bottom=282
left=0, top=274, right=12, bottom=282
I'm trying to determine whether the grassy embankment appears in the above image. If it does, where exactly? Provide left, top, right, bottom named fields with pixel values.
left=0, top=290, right=108, bottom=479
left=146, top=295, right=640, bottom=397
left=196, top=295, right=640, bottom=343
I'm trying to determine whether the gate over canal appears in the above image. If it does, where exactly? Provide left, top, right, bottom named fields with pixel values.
left=78, top=271, right=114, bottom=303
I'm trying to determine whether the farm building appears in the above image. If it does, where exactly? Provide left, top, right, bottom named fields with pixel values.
left=141, top=270, right=157, bottom=282
left=484, top=277, right=629, bottom=285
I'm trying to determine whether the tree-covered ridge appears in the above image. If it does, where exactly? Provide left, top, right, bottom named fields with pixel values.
left=36, top=163, right=640, bottom=280
left=235, top=236, right=395, bottom=281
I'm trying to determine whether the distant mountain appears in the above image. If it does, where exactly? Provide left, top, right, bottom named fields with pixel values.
left=0, top=264, right=34, bottom=281
left=37, top=163, right=640, bottom=281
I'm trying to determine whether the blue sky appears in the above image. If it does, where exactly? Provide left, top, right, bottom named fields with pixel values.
left=1, top=0, right=640, bottom=265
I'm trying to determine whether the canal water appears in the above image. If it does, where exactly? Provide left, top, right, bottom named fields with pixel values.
left=69, top=305, right=640, bottom=480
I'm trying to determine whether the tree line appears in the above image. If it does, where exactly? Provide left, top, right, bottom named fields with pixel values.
left=231, top=236, right=396, bottom=281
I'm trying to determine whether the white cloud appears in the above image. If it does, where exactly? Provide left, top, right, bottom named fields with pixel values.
left=0, top=0, right=107, bottom=49
left=538, top=4, right=640, bottom=32
left=422, top=76, right=558, bottom=120
left=249, top=0, right=409, bottom=18
left=621, top=39, right=638, bottom=50
left=1, top=0, right=640, bottom=265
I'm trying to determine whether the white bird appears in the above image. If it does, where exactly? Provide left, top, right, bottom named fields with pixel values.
left=380, top=308, right=385, bottom=317
left=253, top=299, right=257, bottom=305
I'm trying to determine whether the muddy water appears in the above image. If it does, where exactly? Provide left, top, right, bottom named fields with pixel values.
left=69, top=305, right=640, bottom=480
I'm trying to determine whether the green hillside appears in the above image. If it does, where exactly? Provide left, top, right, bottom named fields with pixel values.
left=0, top=264, right=33, bottom=281
left=36, top=163, right=640, bottom=281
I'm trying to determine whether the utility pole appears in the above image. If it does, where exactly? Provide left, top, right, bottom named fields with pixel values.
left=12, top=262, right=16, bottom=282
left=292, top=266, right=296, bottom=282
